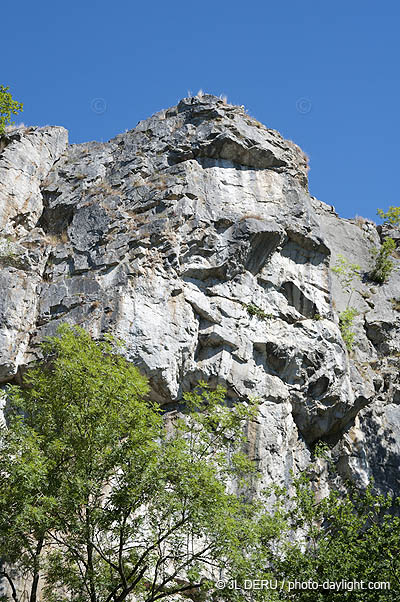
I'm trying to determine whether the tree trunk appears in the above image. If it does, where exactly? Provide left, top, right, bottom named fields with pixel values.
left=86, top=509, right=97, bottom=602
left=29, top=538, right=44, bottom=602
left=0, top=570, right=19, bottom=602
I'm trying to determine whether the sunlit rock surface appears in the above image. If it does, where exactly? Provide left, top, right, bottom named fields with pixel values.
left=1, top=95, right=399, bottom=498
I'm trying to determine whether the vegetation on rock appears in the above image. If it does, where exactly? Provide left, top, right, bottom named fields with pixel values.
left=391, top=298, right=400, bottom=312
left=331, top=255, right=361, bottom=305
left=370, top=237, right=396, bottom=284
left=338, top=307, right=359, bottom=352
left=331, top=256, right=361, bottom=352
left=245, top=303, right=273, bottom=320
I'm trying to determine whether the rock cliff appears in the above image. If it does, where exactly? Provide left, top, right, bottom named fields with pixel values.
left=1, top=94, right=399, bottom=496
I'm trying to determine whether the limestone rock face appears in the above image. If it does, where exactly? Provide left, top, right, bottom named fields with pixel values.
left=0, top=126, right=68, bottom=232
left=0, top=126, right=68, bottom=381
left=0, top=95, right=399, bottom=496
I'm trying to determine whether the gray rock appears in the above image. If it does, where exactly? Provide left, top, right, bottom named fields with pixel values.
left=1, top=94, right=399, bottom=501
left=0, top=126, right=68, bottom=234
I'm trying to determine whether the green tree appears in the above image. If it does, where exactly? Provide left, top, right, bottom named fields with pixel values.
left=0, top=417, right=50, bottom=602
left=0, top=86, right=23, bottom=135
left=0, top=326, right=260, bottom=602
left=269, top=473, right=400, bottom=601
left=2, top=326, right=400, bottom=602
left=377, top=206, right=400, bottom=228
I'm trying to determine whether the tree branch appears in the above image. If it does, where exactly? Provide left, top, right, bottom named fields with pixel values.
left=0, top=570, right=19, bottom=602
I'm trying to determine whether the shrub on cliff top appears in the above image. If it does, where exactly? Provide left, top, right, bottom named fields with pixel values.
left=377, top=206, right=400, bottom=227
left=0, top=85, right=23, bottom=135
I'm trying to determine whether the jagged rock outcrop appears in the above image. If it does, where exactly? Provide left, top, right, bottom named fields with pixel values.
left=0, top=126, right=68, bottom=382
left=0, top=94, right=399, bottom=497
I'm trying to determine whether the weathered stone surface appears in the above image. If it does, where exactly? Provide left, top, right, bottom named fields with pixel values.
left=0, top=94, right=399, bottom=499
left=0, top=127, right=68, bottom=381
left=0, top=126, right=68, bottom=233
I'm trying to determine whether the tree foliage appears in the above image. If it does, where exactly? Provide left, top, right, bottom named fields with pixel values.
left=209, top=472, right=400, bottom=601
left=0, top=325, right=259, bottom=602
left=377, top=206, right=400, bottom=228
left=1, top=326, right=400, bottom=601
left=0, top=86, right=23, bottom=135
left=267, top=473, right=400, bottom=601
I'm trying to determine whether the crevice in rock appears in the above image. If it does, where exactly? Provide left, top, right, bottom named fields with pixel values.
left=38, top=190, right=74, bottom=234
left=280, top=281, right=317, bottom=319
left=364, top=319, right=393, bottom=355
left=292, top=394, right=371, bottom=447
left=253, top=342, right=281, bottom=377
left=280, top=237, right=328, bottom=265
left=0, top=135, right=12, bottom=155
left=307, top=375, right=330, bottom=398
left=285, top=228, right=330, bottom=255
left=37, top=301, right=82, bottom=325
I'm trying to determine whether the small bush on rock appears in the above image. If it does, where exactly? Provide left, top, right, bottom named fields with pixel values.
left=331, top=255, right=361, bottom=305
left=245, top=303, right=272, bottom=320
left=369, top=237, right=396, bottom=284
left=339, top=307, right=359, bottom=352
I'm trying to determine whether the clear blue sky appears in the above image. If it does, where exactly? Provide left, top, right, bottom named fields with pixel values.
left=3, top=0, right=399, bottom=220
